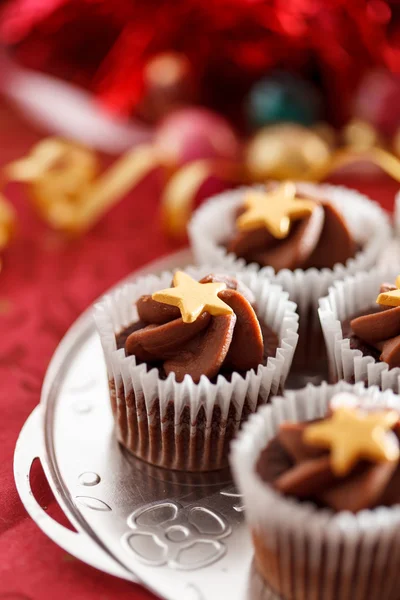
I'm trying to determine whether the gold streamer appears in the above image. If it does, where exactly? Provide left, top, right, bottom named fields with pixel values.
left=73, top=144, right=170, bottom=233
left=4, top=138, right=168, bottom=233
left=161, top=159, right=243, bottom=239
left=0, top=196, right=15, bottom=247
left=0, top=195, right=16, bottom=270
left=4, top=131, right=400, bottom=243
left=6, top=138, right=99, bottom=229
left=310, top=147, right=400, bottom=182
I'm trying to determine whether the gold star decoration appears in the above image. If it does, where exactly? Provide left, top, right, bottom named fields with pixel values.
left=303, top=407, right=400, bottom=476
left=152, top=271, right=233, bottom=323
left=376, top=275, right=400, bottom=308
left=236, top=181, right=316, bottom=239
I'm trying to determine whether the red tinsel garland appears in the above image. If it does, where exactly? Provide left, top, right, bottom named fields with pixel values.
left=1, top=0, right=399, bottom=122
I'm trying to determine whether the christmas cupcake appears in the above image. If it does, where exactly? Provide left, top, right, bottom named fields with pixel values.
left=319, top=266, right=400, bottom=391
left=94, top=266, right=298, bottom=471
left=231, top=382, right=400, bottom=600
left=189, top=181, right=391, bottom=367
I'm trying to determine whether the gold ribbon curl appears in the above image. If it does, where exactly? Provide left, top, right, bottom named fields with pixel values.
left=160, top=160, right=244, bottom=239
left=0, top=194, right=16, bottom=270
left=308, top=147, right=400, bottom=183
left=3, top=136, right=400, bottom=245
left=3, top=138, right=170, bottom=234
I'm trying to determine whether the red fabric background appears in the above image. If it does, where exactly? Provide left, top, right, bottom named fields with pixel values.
left=0, top=100, right=398, bottom=599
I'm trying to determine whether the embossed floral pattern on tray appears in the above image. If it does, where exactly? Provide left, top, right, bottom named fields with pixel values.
left=122, top=501, right=232, bottom=570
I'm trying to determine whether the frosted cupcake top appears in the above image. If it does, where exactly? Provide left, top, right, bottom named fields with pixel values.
left=118, top=272, right=278, bottom=383
left=256, top=394, right=400, bottom=513
left=350, top=277, right=400, bottom=369
left=227, top=181, right=357, bottom=271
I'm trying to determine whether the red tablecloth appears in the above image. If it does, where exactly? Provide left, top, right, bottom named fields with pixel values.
left=0, top=100, right=398, bottom=599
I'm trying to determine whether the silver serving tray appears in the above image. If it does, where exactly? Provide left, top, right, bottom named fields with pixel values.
left=14, top=249, right=302, bottom=600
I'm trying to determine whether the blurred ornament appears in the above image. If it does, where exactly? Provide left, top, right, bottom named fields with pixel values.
left=245, top=72, right=322, bottom=129
left=342, top=119, right=381, bottom=151
left=311, top=123, right=337, bottom=149
left=353, top=70, right=400, bottom=138
left=245, top=124, right=331, bottom=181
left=2, top=0, right=400, bottom=124
left=154, top=107, right=241, bottom=166
left=136, top=52, right=197, bottom=123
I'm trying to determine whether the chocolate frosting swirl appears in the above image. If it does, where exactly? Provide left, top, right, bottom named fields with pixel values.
left=228, top=190, right=356, bottom=271
left=351, top=283, right=400, bottom=369
left=257, top=413, right=400, bottom=513
left=124, top=274, right=267, bottom=383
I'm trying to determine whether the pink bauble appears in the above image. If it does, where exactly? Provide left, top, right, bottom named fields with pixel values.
left=353, top=70, right=400, bottom=138
left=154, top=107, right=241, bottom=165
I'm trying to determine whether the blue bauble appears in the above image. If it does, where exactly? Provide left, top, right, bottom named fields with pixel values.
left=246, top=72, right=321, bottom=129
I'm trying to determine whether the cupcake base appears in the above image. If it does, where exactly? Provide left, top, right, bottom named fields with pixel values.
left=252, top=531, right=282, bottom=597
left=111, top=379, right=267, bottom=471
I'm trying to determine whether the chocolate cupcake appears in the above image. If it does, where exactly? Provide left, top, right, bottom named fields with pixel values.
left=319, top=267, right=400, bottom=391
left=94, top=266, right=298, bottom=472
left=224, top=181, right=357, bottom=272
left=231, top=382, right=400, bottom=600
left=189, top=182, right=391, bottom=368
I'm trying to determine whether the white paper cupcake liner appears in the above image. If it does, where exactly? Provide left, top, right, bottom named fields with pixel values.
left=189, top=183, right=391, bottom=367
left=94, top=265, right=299, bottom=471
left=319, top=265, right=400, bottom=391
left=230, top=381, right=400, bottom=600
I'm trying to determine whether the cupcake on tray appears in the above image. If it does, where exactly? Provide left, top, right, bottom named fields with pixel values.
left=189, top=181, right=391, bottom=367
left=94, top=266, right=298, bottom=472
left=231, top=381, right=400, bottom=600
left=319, top=266, right=400, bottom=392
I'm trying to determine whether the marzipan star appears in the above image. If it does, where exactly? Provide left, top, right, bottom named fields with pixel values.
left=152, top=271, right=233, bottom=323
left=304, top=407, right=400, bottom=476
left=377, top=275, right=400, bottom=308
left=236, top=181, right=316, bottom=239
